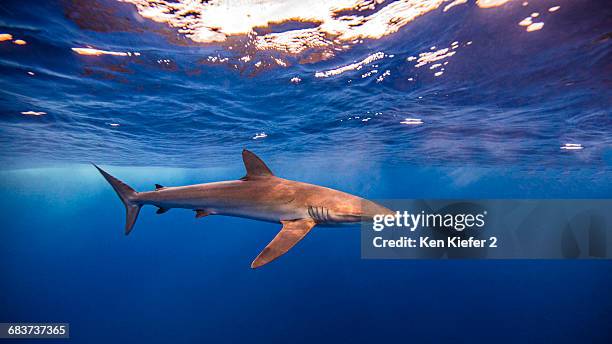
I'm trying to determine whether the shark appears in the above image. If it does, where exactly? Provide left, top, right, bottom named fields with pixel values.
left=94, top=149, right=393, bottom=268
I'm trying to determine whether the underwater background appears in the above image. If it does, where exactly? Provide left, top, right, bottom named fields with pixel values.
left=0, top=0, right=611, bottom=343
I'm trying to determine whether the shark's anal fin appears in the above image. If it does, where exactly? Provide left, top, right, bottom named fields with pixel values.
left=251, top=219, right=316, bottom=269
left=156, top=207, right=169, bottom=214
left=195, top=210, right=209, bottom=218
left=241, top=149, right=274, bottom=180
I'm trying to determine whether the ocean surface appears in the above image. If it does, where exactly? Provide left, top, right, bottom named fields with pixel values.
left=0, top=0, right=611, bottom=343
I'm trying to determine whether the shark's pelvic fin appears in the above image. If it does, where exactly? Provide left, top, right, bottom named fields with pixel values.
left=195, top=210, right=209, bottom=218
left=93, top=164, right=141, bottom=235
left=156, top=207, right=169, bottom=214
left=251, top=218, right=316, bottom=269
left=241, top=149, right=274, bottom=180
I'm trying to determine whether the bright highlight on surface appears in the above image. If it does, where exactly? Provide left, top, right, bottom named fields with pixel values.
left=315, top=52, right=386, bottom=78
left=475, top=0, right=512, bottom=8
left=21, top=111, right=46, bottom=116
left=561, top=143, right=583, bottom=150
left=401, top=118, right=424, bottom=125
left=518, top=17, right=544, bottom=32
left=526, top=22, right=544, bottom=32
left=119, top=0, right=449, bottom=51
left=444, top=0, right=467, bottom=12
left=519, top=17, right=533, bottom=26
left=1, top=34, right=28, bottom=45
left=116, top=0, right=510, bottom=68
left=72, top=47, right=140, bottom=56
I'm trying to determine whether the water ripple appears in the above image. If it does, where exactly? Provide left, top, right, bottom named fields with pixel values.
left=0, top=0, right=610, bottom=169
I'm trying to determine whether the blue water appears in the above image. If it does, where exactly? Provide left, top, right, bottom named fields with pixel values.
left=1, top=0, right=611, bottom=343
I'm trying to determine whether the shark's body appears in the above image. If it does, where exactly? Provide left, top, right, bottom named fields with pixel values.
left=95, top=150, right=393, bottom=268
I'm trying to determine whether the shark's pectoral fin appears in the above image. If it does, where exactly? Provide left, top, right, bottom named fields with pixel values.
left=156, top=207, right=169, bottom=214
left=251, top=219, right=316, bottom=269
left=195, top=210, right=209, bottom=218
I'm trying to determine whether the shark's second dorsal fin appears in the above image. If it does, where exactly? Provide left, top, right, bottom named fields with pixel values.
left=241, top=149, right=274, bottom=180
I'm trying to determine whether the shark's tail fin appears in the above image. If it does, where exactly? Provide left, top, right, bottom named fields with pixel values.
left=93, top=164, right=141, bottom=235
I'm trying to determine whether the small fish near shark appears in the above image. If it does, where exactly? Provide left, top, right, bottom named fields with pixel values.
left=94, top=149, right=393, bottom=268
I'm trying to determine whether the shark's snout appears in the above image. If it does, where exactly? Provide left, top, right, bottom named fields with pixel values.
left=359, top=201, right=395, bottom=221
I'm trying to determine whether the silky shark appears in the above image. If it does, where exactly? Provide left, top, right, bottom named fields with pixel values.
left=94, top=149, right=393, bottom=268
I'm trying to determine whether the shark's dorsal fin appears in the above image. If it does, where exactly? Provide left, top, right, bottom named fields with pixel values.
left=241, top=149, right=274, bottom=180
left=251, top=218, right=316, bottom=268
left=155, top=184, right=164, bottom=190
